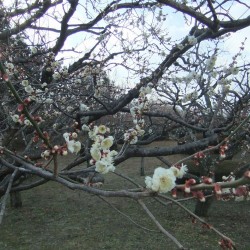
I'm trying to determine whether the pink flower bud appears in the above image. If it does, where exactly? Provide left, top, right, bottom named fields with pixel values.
left=214, top=183, right=222, bottom=196
left=202, top=176, right=213, bottom=184
left=24, top=97, right=31, bottom=104
left=244, top=171, right=250, bottom=179
left=62, top=150, right=68, bottom=156
left=18, top=104, right=24, bottom=112
left=3, top=73, right=9, bottom=81
left=187, top=179, right=196, bottom=185
left=171, top=188, right=177, bottom=198
left=184, top=185, right=191, bottom=193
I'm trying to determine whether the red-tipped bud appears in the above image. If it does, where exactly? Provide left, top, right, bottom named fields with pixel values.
left=234, top=186, right=248, bottom=197
left=219, top=152, right=226, bottom=159
left=244, top=171, right=250, bottom=179
left=18, top=114, right=25, bottom=124
left=195, top=191, right=206, bottom=202
left=219, top=238, right=233, bottom=249
left=33, top=135, right=39, bottom=143
left=184, top=179, right=196, bottom=193
left=90, top=159, right=95, bottom=165
left=194, top=152, right=205, bottom=159
left=184, top=186, right=191, bottom=193
left=24, top=97, right=31, bottom=105
left=61, top=149, right=68, bottom=156
left=43, top=131, right=49, bottom=139
left=214, top=183, right=222, bottom=200
left=171, top=188, right=177, bottom=198
left=3, top=73, right=9, bottom=81
left=18, top=104, right=24, bottom=112
left=186, top=179, right=196, bottom=185
left=202, top=176, right=213, bottom=184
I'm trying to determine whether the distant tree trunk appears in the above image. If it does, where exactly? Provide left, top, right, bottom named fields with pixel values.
left=10, top=192, right=22, bottom=208
left=140, top=157, right=145, bottom=176
left=194, top=191, right=214, bottom=217
left=194, top=156, right=214, bottom=217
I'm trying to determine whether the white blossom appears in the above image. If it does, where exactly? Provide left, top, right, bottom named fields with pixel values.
left=45, top=98, right=53, bottom=104
left=95, top=159, right=115, bottom=174
left=145, top=167, right=176, bottom=193
left=41, top=82, right=47, bottom=88
left=31, top=47, right=37, bottom=54
left=90, top=146, right=102, bottom=161
left=6, top=63, right=14, bottom=70
left=130, top=136, right=138, bottom=144
left=67, top=140, right=81, bottom=154
left=63, top=132, right=70, bottom=142
left=82, top=124, right=90, bottom=131
left=72, top=132, right=78, bottom=139
left=53, top=72, right=61, bottom=80
left=24, top=85, right=34, bottom=94
left=24, top=119, right=32, bottom=126
left=21, top=80, right=29, bottom=86
left=230, top=67, right=239, bottom=75
left=177, top=44, right=184, bottom=50
left=80, top=103, right=89, bottom=111
left=11, top=114, right=19, bottom=123
left=170, top=164, right=188, bottom=179
left=98, top=125, right=107, bottom=134
left=101, top=136, right=114, bottom=149
left=187, top=35, right=197, bottom=45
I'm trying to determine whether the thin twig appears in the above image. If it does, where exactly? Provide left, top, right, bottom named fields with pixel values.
left=137, top=199, right=186, bottom=249
left=158, top=194, right=236, bottom=248
left=173, top=114, right=250, bottom=166
left=112, top=171, right=143, bottom=188
left=99, top=196, right=158, bottom=233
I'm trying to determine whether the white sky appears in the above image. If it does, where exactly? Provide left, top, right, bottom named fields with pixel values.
left=4, top=0, right=250, bottom=85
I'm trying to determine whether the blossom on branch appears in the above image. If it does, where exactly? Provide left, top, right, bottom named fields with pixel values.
left=63, top=132, right=81, bottom=154
left=95, top=159, right=115, bottom=174
left=170, top=164, right=188, bottom=179
left=145, top=167, right=176, bottom=193
left=87, top=125, right=117, bottom=174
left=67, top=140, right=81, bottom=154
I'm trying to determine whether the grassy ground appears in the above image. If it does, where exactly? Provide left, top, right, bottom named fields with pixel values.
left=1, top=148, right=250, bottom=250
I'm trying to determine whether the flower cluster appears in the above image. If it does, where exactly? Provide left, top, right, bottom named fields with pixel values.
left=21, top=79, right=35, bottom=94
left=20, top=79, right=52, bottom=104
left=124, top=84, right=152, bottom=144
left=206, top=54, right=217, bottom=71
left=193, top=151, right=206, bottom=166
left=86, top=124, right=117, bottom=174
left=220, top=174, right=250, bottom=201
left=4, top=62, right=15, bottom=75
left=41, top=145, right=68, bottom=159
left=11, top=112, right=43, bottom=126
left=52, top=66, right=68, bottom=80
left=145, top=164, right=188, bottom=193
left=63, top=132, right=81, bottom=154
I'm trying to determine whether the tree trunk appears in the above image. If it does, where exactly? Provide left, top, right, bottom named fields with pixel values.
left=194, top=191, right=213, bottom=217
left=140, top=157, right=145, bottom=176
left=10, top=192, right=22, bottom=208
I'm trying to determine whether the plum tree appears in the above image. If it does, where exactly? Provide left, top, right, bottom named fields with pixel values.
left=0, top=0, right=250, bottom=248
